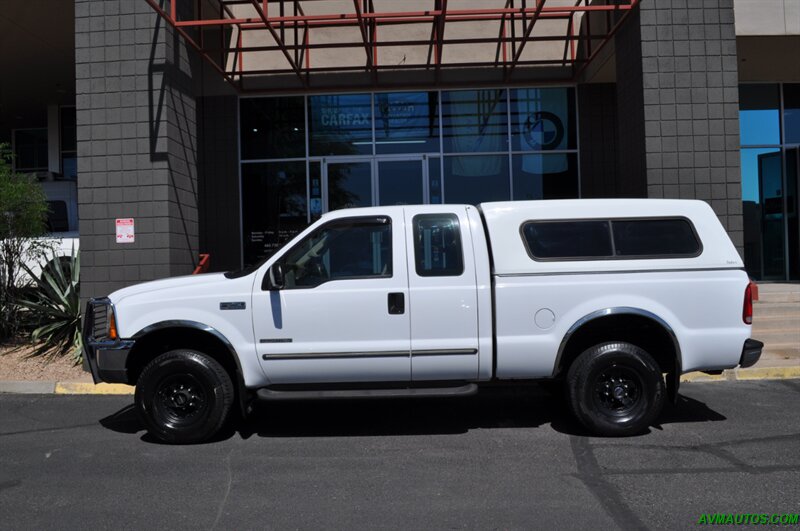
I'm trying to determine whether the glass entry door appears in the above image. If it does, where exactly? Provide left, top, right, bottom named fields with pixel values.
left=322, top=156, right=427, bottom=212
left=323, top=159, right=372, bottom=212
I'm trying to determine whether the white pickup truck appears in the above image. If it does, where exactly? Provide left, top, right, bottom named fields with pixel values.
left=83, top=199, right=762, bottom=443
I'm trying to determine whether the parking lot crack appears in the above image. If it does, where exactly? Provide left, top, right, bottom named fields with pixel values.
left=570, top=436, right=649, bottom=531
left=210, top=447, right=235, bottom=531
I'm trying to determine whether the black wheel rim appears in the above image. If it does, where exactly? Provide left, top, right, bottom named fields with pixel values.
left=592, top=363, right=643, bottom=417
left=153, top=373, right=209, bottom=429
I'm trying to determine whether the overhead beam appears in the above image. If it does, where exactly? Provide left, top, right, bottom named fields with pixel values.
left=247, top=0, right=305, bottom=85
left=505, top=0, right=546, bottom=80
left=572, top=0, right=640, bottom=81
left=353, top=0, right=373, bottom=69
left=143, top=0, right=639, bottom=92
left=435, top=0, right=448, bottom=79
left=172, top=4, right=633, bottom=29
left=144, top=0, right=240, bottom=89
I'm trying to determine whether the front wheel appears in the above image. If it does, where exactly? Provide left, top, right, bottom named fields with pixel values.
left=135, top=349, right=234, bottom=444
left=566, top=342, right=665, bottom=436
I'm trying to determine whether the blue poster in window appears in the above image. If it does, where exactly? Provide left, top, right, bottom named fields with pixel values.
left=512, top=88, right=571, bottom=174
left=374, top=92, right=439, bottom=153
left=309, top=94, right=372, bottom=155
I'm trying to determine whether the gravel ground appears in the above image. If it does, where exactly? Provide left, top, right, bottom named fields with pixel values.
left=0, top=343, right=90, bottom=382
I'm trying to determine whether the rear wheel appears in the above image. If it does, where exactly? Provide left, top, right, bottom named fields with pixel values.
left=135, top=349, right=234, bottom=444
left=566, top=342, right=665, bottom=436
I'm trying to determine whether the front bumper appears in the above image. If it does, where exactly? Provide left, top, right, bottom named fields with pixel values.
left=739, top=338, right=763, bottom=369
left=82, top=298, right=135, bottom=384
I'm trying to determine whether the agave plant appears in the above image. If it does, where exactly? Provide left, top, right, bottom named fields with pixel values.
left=18, top=248, right=82, bottom=363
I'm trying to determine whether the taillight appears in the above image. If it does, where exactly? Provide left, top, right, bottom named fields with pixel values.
left=743, top=281, right=754, bottom=325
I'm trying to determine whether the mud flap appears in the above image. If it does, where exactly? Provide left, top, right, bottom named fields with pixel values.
left=667, top=358, right=681, bottom=405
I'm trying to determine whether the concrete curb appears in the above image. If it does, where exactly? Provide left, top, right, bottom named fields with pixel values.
left=0, top=367, right=799, bottom=395
left=0, top=381, right=134, bottom=395
left=54, top=382, right=134, bottom=395
left=680, top=366, right=800, bottom=382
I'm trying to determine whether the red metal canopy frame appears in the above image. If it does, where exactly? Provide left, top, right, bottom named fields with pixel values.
left=145, top=0, right=640, bottom=93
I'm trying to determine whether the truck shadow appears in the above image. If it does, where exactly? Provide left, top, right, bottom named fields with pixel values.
left=99, top=386, right=727, bottom=443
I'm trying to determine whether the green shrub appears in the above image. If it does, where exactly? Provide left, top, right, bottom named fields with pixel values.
left=18, top=247, right=82, bottom=363
left=0, top=143, right=49, bottom=342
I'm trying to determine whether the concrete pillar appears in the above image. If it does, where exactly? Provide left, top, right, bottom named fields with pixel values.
left=75, top=0, right=200, bottom=299
left=616, top=0, right=743, bottom=251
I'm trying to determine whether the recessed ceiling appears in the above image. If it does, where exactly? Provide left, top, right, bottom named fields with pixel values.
left=0, top=0, right=75, bottom=139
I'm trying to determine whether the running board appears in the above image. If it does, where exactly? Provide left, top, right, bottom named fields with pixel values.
left=255, top=383, right=478, bottom=401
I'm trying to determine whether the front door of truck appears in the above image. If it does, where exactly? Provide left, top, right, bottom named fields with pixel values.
left=253, top=213, right=411, bottom=384
left=405, top=207, right=480, bottom=381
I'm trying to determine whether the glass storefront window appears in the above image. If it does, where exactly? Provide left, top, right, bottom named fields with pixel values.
left=441, top=89, right=508, bottom=154
left=240, top=87, right=580, bottom=267
left=242, top=161, right=308, bottom=265
left=309, top=94, right=372, bottom=156
left=240, top=97, right=305, bottom=159
left=12, top=128, right=48, bottom=171
left=512, top=153, right=579, bottom=200
left=374, top=92, right=439, bottom=154
left=739, top=84, right=781, bottom=146
left=741, top=148, right=784, bottom=280
left=784, top=84, right=800, bottom=145
left=510, top=88, right=576, bottom=152
left=60, top=107, right=77, bottom=152
left=787, top=148, right=799, bottom=280
left=60, top=107, right=77, bottom=180
left=443, top=155, right=510, bottom=204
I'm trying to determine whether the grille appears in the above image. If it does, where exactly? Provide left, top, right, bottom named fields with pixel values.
left=90, top=301, right=109, bottom=341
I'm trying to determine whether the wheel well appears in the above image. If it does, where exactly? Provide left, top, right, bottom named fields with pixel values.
left=126, top=327, right=240, bottom=389
left=557, top=314, right=679, bottom=377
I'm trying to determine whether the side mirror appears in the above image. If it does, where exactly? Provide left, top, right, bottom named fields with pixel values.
left=262, top=262, right=285, bottom=291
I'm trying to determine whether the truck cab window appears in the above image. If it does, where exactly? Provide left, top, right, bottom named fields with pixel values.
left=413, top=214, right=464, bottom=276
left=280, top=217, right=392, bottom=288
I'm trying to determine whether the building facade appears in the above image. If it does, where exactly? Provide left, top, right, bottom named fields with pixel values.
left=0, top=0, right=798, bottom=300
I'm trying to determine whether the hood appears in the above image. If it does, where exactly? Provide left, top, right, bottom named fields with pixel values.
left=108, top=272, right=234, bottom=304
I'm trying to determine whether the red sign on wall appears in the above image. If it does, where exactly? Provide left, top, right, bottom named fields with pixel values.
left=115, top=218, right=135, bottom=244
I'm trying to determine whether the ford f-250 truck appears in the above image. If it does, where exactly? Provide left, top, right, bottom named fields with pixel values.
left=83, top=199, right=762, bottom=444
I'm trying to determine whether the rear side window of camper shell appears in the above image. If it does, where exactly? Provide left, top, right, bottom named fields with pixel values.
left=521, top=217, right=702, bottom=261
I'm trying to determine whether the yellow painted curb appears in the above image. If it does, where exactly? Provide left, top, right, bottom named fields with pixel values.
left=681, top=366, right=800, bottom=383
left=681, top=372, right=728, bottom=383
left=54, top=382, right=134, bottom=395
left=735, top=366, right=800, bottom=381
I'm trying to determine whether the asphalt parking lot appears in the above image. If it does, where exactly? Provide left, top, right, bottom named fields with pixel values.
left=1, top=380, right=799, bottom=530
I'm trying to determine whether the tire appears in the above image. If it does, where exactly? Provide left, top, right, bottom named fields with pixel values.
left=566, top=342, right=665, bottom=437
left=134, top=349, right=234, bottom=444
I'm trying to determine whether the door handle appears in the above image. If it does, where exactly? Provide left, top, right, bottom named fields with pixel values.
left=388, top=292, right=405, bottom=315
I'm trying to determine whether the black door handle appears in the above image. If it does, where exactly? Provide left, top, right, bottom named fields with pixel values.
left=388, top=292, right=405, bottom=314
